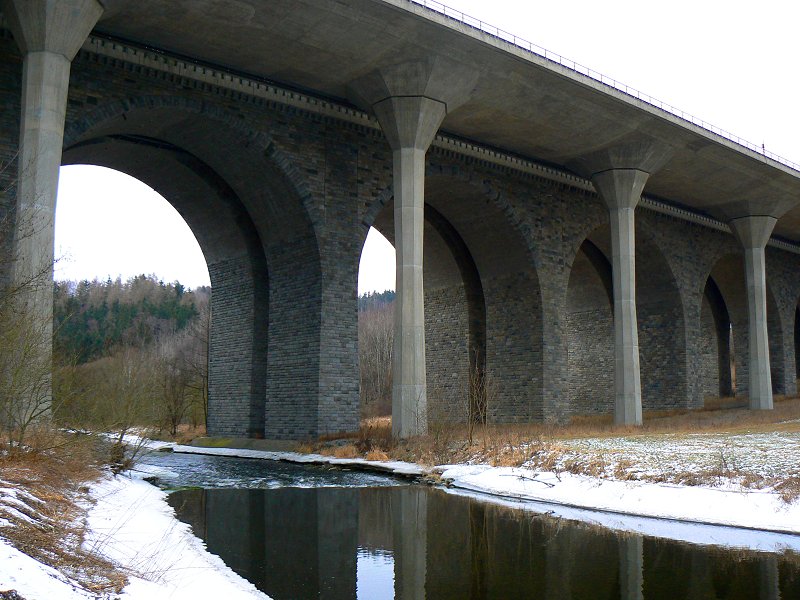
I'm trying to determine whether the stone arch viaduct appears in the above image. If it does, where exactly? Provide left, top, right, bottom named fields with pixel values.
left=3, top=0, right=800, bottom=440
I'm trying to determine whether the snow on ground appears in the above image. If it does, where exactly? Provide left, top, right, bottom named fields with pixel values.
left=437, top=465, right=800, bottom=545
left=0, top=537, right=98, bottom=600
left=550, top=430, right=800, bottom=481
left=1, top=469, right=272, bottom=600
left=84, top=473, right=271, bottom=600
left=4, top=430, right=800, bottom=598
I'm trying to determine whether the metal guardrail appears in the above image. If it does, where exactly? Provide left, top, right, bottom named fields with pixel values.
left=406, top=0, right=800, bottom=173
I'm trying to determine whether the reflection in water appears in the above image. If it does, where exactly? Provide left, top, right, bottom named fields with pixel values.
left=168, top=486, right=800, bottom=600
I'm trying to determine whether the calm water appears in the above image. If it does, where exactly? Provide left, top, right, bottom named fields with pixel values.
left=144, top=452, right=800, bottom=600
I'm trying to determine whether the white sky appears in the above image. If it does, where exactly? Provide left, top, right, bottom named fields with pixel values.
left=54, top=0, right=800, bottom=293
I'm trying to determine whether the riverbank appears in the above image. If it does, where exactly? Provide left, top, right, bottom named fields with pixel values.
left=1, top=463, right=269, bottom=600
left=170, top=434, right=800, bottom=551
left=3, top=411, right=800, bottom=598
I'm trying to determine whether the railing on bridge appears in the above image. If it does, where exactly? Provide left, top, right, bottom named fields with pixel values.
left=405, top=0, right=800, bottom=173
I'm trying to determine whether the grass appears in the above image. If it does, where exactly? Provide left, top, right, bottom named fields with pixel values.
left=299, top=396, right=800, bottom=503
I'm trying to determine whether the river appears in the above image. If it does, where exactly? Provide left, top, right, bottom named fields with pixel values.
left=141, top=451, right=800, bottom=599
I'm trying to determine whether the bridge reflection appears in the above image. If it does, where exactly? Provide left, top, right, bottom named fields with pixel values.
left=170, top=486, right=793, bottom=599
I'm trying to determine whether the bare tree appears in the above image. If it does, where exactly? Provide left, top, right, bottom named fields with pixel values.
left=183, top=294, right=209, bottom=427
left=0, top=182, right=59, bottom=451
left=359, top=302, right=393, bottom=417
left=463, top=354, right=495, bottom=447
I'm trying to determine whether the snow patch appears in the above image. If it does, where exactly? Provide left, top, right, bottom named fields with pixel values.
left=83, top=473, right=271, bottom=600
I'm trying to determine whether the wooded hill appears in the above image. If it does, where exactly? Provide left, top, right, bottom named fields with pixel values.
left=53, top=275, right=208, bottom=365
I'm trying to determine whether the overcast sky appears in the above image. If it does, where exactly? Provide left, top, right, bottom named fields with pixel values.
left=54, top=0, right=800, bottom=292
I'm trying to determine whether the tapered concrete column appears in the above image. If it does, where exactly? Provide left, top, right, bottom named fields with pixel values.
left=2, top=0, right=102, bottom=411
left=5, top=0, right=103, bottom=288
left=350, top=58, right=476, bottom=437
left=730, top=215, right=777, bottom=410
left=591, top=169, right=649, bottom=426
left=374, top=96, right=446, bottom=438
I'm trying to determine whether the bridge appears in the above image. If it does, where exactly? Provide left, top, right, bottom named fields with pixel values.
left=2, top=0, right=800, bottom=440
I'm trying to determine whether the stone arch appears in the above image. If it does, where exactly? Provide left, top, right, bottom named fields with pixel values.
left=564, top=219, right=688, bottom=415
left=767, top=286, right=786, bottom=395
left=366, top=165, right=544, bottom=424
left=699, top=277, right=734, bottom=401
left=634, top=220, right=688, bottom=411
left=566, top=236, right=614, bottom=415
left=62, top=97, right=332, bottom=439
left=62, top=137, right=269, bottom=438
left=795, top=305, right=800, bottom=385
left=706, top=253, right=785, bottom=397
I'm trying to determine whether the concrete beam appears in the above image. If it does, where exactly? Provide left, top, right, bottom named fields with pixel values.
left=3, top=0, right=103, bottom=410
left=730, top=215, right=777, bottom=410
left=350, top=58, right=475, bottom=438
left=591, top=169, right=649, bottom=426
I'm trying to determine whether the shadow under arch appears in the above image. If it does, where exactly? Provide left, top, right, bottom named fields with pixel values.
left=565, top=220, right=689, bottom=416
left=369, top=170, right=544, bottom=423
left=565, top=235, right=614, bottom=416
left=62, top=98, right=334, bottom=439
left=796, top=304, right=800, bottom=384
left=708, top=253, right=786, bottom=396
left=699, top=277, right=734, bottom=400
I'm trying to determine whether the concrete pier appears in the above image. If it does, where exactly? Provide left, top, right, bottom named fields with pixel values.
left=350, top=58, right=476, bottom=437
left=376, top=95, right=445, bottom=438
left=3, top=0, right=102, bottom=412
left=5, top=0, right=102, bottom=293
left=730, top=215, right=778, bottom=410
left=591, top=169, right=649, bottom=426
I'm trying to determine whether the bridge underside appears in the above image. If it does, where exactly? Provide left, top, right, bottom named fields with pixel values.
left=2, top=3, right=800, bottom=439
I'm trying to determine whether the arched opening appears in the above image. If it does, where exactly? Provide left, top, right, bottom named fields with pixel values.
left=365, top=165, right=544, bottom=425
left=707, top=254, right=785, bottom=398
left=53, top=165, right=212, bottom=431
left=55, top=165, right=210, bottom=288
left=60, top=137, right=269, bottom=438
left=566, top=238, right=614, bottom=415
left=357, top=227, right=396, bottom=419
left=767, top=287, right=786, bottom=395
left=61, top=101, right=327, bottom=440
left=370, top=200, right=488, bottom=424
left=699, top=277, right=734, bottom=402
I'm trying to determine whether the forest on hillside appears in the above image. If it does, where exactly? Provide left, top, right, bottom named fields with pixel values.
left=53, top=275, right=209, bottom=436
left=53, top=275, right=205, bottom=365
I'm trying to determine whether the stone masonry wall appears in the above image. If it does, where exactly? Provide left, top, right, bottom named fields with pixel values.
left=425, top=284, right=469, bottom=424
left=699, top=294, right=720, bottom=399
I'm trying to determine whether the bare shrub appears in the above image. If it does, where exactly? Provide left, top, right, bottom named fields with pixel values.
left=358, top=302, right=393, bottom=417
left=0, top=206, right=58, bottom=452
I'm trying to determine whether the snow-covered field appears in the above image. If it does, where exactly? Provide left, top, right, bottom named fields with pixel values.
left=2, top=430, right=800, bottom=599
left=550, top=430, right=800, bottom=482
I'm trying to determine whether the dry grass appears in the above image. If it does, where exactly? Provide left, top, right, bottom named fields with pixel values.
left=297, top=397, right=800, bottom=502
left=0, top=431, right=127, bottom=594
left=149, top=423, right=207, bottom=445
